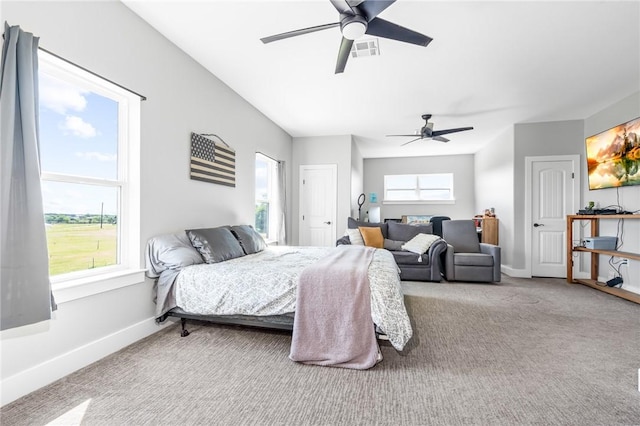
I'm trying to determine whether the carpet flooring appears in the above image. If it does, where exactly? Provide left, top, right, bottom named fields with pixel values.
left=2, top=275, right=639, bottom=425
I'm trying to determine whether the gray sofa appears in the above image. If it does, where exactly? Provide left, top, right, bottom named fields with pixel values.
left=337, top=218, right=448, bottom=282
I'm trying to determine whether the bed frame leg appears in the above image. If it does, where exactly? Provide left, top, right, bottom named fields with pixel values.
left=180, top=318, right=190, bottom=337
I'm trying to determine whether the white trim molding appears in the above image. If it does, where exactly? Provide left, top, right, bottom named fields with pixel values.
left=501, top=265, right=530, bottom=278
left=1, top=317, right=170, bottom=406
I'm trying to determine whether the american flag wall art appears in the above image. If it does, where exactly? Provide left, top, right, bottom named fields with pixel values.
left=190, top=133, right=236, bottom=187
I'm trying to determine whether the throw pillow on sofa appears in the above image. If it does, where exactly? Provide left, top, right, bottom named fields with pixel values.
left=345, top=228, right=365, bottom=245
left=402, top=233, right=442, bottom=262
left=383, top=239, right=405, bottom=251
left=359, top=226, right=384, bottom=248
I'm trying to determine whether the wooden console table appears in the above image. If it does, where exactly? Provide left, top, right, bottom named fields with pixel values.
left=566, top=214, right=640, bottom=304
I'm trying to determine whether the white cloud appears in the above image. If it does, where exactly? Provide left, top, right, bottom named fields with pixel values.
left=60, top=116, right=97, bottom=138
left=41, top=182, right=117, bottom=215
left=39, top=73, right=88, bottom=114
left=75, top=151, right=116, bottom=162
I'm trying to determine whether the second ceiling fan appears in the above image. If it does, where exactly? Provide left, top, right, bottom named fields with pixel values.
left=388, top=114, right=474, bottom=145
left=260, top=0, right=432, bottom=74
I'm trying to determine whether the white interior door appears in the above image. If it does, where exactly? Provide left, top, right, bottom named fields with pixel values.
left=531, top=157, right=579, bottom=277
left=299, top=165, right=337, bottom=246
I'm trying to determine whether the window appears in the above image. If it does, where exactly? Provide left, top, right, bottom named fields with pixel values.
left=255, top=153, right=278, bottom=241
left=384, top=173, right=454, bottom=203
left=38, top=51, right=140, bottom=287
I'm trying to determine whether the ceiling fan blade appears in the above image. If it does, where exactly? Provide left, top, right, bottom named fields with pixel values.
left=432, top=136, right=450, bottom=143
left=401, top=137, right=423, bottom=146
left=261, top=22, right=340, bottom=44
left=330, top=0, right=355, bottom=14
left=365, top=18, right=432, bottom=47
left=335, top=37, right=354, bottom=74
left=358, top=0, right=395, bottom=21
left=431, top=126, right=474, bottom=137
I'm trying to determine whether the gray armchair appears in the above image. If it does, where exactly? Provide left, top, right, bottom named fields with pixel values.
left=442, top=220, right=501, bottom=282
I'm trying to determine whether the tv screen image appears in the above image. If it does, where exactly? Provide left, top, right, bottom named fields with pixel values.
left=585, top=116, right=640, bottom=190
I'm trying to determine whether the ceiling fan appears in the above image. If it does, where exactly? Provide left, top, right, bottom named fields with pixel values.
left=260, top=0, right=432, bottom=74
left=387, top=114, right=474, bottom=145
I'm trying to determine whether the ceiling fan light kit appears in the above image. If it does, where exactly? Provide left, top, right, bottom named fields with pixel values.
left=341, top=14, right=367, bottom=40
left=260, top=0, right=432, bottom=74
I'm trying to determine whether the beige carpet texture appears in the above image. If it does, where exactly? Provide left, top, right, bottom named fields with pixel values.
left=2, top=275, right=639, bottom=425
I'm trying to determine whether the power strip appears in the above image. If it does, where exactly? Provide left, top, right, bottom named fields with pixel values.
left=606, top=277, right=623, bottom=287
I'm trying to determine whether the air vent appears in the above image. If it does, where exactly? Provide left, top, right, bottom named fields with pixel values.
left=350, top=38, right=379, bottom=58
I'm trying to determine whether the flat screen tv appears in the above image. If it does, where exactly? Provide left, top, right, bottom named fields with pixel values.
left=585, top=116, right=640, bottom=190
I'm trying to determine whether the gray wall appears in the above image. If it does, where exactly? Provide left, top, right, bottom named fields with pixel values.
left=363, top=154, right=476, bottom=222
left=474, top=127, right=515, bottom=267
left=2, top=0, right=292, bottom=404
left=350, top=139, right=364, bottom=220
left=474, top=92, right=640, bottom=286
left=512, top=120, right=585, bottom=270
left=291, top=135, right=353, bottom=244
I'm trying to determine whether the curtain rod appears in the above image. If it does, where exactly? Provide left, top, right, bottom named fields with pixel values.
left=39, top=47, right=147, bottom=101
left=256, top=151, right=282, bottom=163
left=3, top=24, right=146, bottom=100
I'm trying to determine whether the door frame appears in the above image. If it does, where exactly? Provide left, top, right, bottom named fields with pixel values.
left=298, top=164, right=337, bottom=246
left=524, top=155, right=580, bottom=277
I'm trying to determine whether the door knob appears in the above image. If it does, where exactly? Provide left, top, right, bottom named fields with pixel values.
left=533, top=223, right=544, bottom=227
left=324, top=221, right=332, bottom=225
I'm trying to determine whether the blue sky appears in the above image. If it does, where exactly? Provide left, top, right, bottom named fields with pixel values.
left=39, top=72, right=119, bottom=215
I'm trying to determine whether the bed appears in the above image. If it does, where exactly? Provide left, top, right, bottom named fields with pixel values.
left=145, top=226, right=413, bottom=354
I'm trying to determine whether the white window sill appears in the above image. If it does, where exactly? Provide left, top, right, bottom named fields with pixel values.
left=52, top=268, right=146, bottom=304
left=383, top=199, right=456, bottom=205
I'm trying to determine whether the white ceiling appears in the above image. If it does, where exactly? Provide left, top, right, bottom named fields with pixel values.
left=122, top=0, right=640, bottom=158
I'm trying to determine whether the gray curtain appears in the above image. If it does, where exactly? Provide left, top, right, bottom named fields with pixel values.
left=1, top=23, right=56, bottom=331
left=276, top=160, right=287, bottom=245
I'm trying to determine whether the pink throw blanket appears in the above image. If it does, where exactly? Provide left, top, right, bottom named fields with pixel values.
left=289, top=245, right=381, bottom=369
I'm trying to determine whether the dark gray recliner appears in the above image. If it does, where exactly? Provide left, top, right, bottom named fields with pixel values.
left=442, top=220, right=501, bottom=282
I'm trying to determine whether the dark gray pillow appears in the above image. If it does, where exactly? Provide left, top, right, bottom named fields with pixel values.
left=186, top=227, right=245, bottom=263
left=230, top=225, right=267, bottom=255
left=383, top=239, right=405, bottom=251
left=347, top=217, right=388, bottom=238
left=388, top=221, right=433, bottom=241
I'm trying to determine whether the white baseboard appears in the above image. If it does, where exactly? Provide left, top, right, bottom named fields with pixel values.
left=501, top=265, right=530, bottom=278
left=1, top=317, right=169, bottom=406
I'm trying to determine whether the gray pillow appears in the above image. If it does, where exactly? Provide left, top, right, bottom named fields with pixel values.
left=187, top=226, right=245, bottom=263
left=383, top=239, right=405, bottom=251
left=231, top=225, right=267, bottom=255
left=145, top=231, right=204, bottom=277
left=347, top=217, right=388, bottom=238
left=388, top=221, right=433, bottom=241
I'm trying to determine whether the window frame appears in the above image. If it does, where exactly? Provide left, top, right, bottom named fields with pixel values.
left=38, top=51, right=142, bottom=302
left=383, top=173, right=455, bottom=204
left=255, top=153, right=278, bottom=242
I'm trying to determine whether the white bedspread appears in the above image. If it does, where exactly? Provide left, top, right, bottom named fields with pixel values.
left=173, top=246, right=413, bottom=350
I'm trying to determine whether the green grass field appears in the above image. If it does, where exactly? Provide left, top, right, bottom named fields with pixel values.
left=46, top=223, right=117, bottom=276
